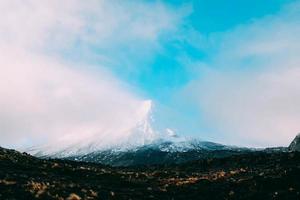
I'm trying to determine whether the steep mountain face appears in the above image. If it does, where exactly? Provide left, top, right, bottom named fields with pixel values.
left=289, top=134, right=300, bottom=151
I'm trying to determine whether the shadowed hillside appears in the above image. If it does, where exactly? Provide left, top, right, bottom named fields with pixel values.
left=1, top=146, right=300, bottom=200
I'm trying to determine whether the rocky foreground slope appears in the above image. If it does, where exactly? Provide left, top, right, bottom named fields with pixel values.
left=1, top=146, right=300, bottom=200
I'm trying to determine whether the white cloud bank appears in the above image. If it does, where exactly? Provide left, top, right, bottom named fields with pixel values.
left=0, top=48, right=152, bottom=149
left=185, top=2, right=300, bottom=147
left=0, top=0, right=182, bottom=49
left=0, top=0, right=183, bottom=150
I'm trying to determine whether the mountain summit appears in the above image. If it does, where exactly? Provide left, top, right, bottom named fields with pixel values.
left=26, top=100, right=159, bottom=157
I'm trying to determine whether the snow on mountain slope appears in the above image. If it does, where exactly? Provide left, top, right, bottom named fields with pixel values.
left=26, top=100, right=159, bottom=157
left=61, top=138, right=252, bottom=166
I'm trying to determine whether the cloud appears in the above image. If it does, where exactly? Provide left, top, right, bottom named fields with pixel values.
left=0, top=47, right=151, bottom=149
left=0, top=1, right=185, bottom=55
left=0, top=0, right=184, bottom=149
left=183, top=1, right=300, bottom=147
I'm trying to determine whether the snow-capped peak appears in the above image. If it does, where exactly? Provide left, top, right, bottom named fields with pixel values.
left=26, top=99, right=159, bottom=157
left=27, top=100, right=233, bottom=159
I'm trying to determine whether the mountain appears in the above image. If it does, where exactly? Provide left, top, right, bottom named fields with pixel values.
left=25, top=102, right=299, bottom=167
left=289, top=134, right=300, bottom=151
left=23, top=100, right=252, bottom=166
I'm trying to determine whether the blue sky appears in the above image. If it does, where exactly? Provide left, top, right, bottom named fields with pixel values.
left=85, top=0, right=299, bottom=146
left=1, top=0, right=300, bottom=148
left=84, top=0, right=294, bottom=99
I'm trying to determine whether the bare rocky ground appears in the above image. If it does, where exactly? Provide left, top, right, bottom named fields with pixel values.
left=1, top=147, right=300, bottom=200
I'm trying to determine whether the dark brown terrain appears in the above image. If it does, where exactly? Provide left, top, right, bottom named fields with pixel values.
left=1, top=146, right=300, bottom=200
